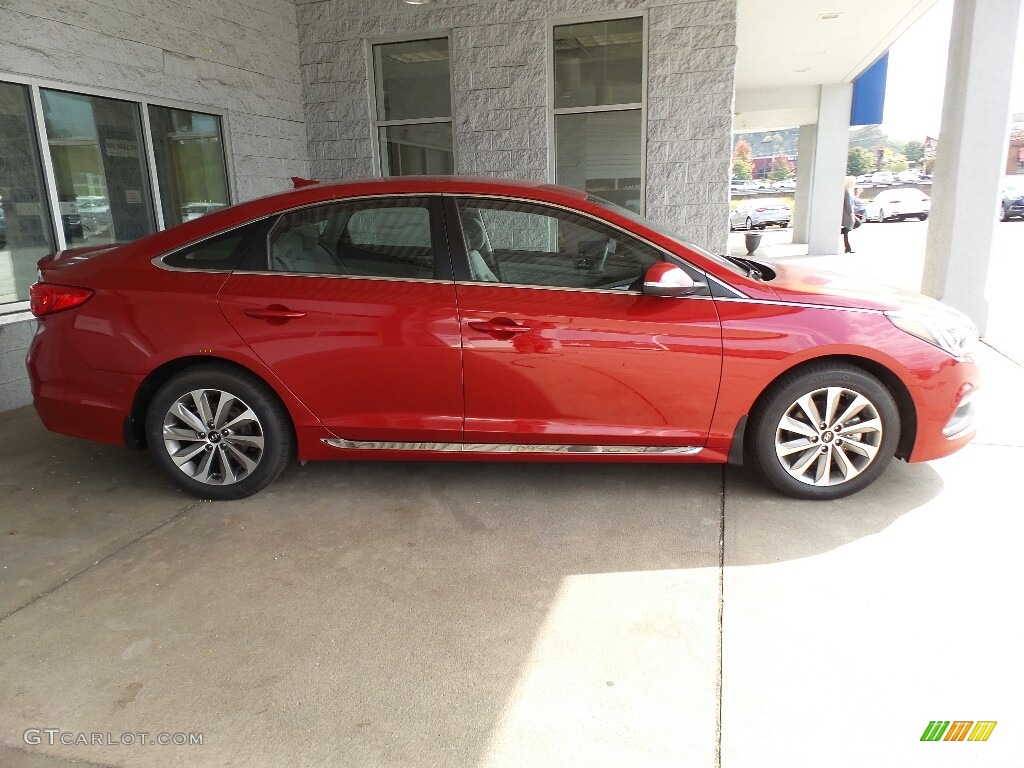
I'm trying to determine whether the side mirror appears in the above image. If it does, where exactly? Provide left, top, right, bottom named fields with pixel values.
left=642, top=262, right=698, bottom=297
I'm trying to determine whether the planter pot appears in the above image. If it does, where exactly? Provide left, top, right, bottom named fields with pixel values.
left=744, top=232, right=762, bottom=254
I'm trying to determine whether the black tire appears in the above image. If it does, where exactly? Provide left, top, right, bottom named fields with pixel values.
left=746, top=363, right=901, bottom=500
left=145, top=365, right=293, bottom=500
left=745, top=218, right=753, bottom=231
left=918, top=213, right=929, bottom=221
left=999, top=206, right=1009, bottom=222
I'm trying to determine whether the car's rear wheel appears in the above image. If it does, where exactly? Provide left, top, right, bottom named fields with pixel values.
left=746, top=364, right=900, bottom=500
left=745, top=218, right=753, bottom=230
left=999, top=206, right=1009, bottom=222
left=145, top=365, right=293, bottom=500
left=918, top=213, right=929, bottom=221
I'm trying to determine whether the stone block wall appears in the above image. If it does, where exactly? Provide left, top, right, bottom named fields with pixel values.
left=0, top=0, right=310, bottom=201
left=296, top=0, right=737, bottom=253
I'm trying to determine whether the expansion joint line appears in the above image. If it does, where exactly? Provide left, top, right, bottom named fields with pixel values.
left=715, top=466, right=726, bottom=768
left=0, top=499, right=204, bottom=624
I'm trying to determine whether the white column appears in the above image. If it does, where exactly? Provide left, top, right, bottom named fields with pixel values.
left=921, top=0, right=1021, bottom=335
left=805, top=84, right=853, bottom=255
left=791, top=123, right=817, bottom=244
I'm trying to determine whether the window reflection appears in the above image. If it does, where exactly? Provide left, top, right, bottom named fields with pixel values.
left=0, top=82, right=55, bottom=303
left=149, top=106, right=230, bottom=227
left=40, top=89, right=155, bottom=247
left=556, top=110, right=643, bottom=213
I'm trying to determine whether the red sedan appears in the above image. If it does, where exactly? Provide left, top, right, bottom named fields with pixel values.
left=27, top=177, right=979, bottom=500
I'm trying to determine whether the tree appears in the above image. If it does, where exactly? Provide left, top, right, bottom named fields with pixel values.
left=768, top=155, right=794, bottom=181
left=905, top=140, right=925, bottom=164
left=847, top=146, right=874, bottom=176
left=732, top=139, right=754, bottom=180
left=883, top=152, right=909, bottom=172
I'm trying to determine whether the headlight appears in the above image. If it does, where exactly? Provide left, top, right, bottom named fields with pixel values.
left=885, top=310, right=978, bottom=359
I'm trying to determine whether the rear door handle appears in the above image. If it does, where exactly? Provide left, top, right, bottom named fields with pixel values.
left=468, top=318, right=532, bottom=335
left=244, top=305, right=306, bottom=322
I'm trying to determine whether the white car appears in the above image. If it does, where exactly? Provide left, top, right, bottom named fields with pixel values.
left=864, top=188, right=931, bottom=222
left=730, top=179, right=761, bottom=192
left=729, top=198, right=792, bottom=230
left=772, top=179, right=796, bottom=190
left=870, top=171, right=895, bottom=186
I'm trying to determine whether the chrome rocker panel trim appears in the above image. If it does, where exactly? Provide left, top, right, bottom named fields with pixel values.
left=322, top=438, right=702, bottom=455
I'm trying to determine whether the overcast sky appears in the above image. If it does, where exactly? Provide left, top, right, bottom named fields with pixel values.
left=881, top=0, right=1024, bottom=141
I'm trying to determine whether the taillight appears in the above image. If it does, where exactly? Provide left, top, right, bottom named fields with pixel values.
left=29, top=283, right=94, bottom=317
left=755, top=207, right=767, bottom=212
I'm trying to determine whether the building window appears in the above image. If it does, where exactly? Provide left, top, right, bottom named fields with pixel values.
left=0, top=78, right=233, bottom=309
left=149, top=106, right=231, bottom=228
left=40, top=89, right=157, bottom=248
left=552, top=16, right=646, bottom=214
left=370, top=37, right=454, bottom=176
left=0, top=82, right=56, bottom=304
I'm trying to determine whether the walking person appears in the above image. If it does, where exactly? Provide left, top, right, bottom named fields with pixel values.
left=841, top=176, right=857, bottom=253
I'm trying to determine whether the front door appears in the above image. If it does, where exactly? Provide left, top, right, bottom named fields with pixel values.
left=450, top=197, right=723, bottom=447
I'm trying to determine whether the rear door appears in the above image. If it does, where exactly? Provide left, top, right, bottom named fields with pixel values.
left=448, top=196, right=723, bottom=448
left=218, top=196, right=464, bottom=443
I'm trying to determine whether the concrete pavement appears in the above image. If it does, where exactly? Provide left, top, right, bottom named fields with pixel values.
left=1, top=235, right=1022, bottom=764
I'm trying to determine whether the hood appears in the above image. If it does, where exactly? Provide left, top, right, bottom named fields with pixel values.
left=761, top=259, right=966, bottom=316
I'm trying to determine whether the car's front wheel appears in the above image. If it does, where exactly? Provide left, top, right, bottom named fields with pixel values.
left=999, top=206, right=1009, bottom=222
left=745, top=217, right=753, bottom=230
left=918, top=213, right=929, bottom=221
left=746, top=364, right=900, bottom=500
left=145, top=365, right=293, bottom=499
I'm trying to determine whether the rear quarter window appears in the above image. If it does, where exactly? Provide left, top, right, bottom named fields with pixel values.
left=162, top=225, right=258, bottom=270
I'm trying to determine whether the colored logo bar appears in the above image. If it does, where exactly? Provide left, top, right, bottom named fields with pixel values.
left=921, top=721, right=996, bottom=742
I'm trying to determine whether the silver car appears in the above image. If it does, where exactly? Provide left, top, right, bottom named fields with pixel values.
left=729, top=198, right=792, bottom=230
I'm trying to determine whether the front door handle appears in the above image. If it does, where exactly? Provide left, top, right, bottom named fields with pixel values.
left=468, top=318, right=532, bottom=335
left=244, top=305, right=306, bottom=322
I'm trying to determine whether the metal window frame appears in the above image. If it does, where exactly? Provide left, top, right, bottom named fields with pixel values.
left=546, top=11, right=649, bottom=215
left=0, top=73, right=236, bottom=269
left=364, top=32, right=456, bottom=177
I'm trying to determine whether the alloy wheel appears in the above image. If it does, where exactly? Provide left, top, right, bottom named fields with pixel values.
left=162, top=388, right=265, bottom=485
left=774, top=386, right=883, bottom=487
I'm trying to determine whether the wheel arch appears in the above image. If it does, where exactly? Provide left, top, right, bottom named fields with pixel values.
left=124, top=355, right=297, bottom=451
left=735, top=353, right=918, bottom=464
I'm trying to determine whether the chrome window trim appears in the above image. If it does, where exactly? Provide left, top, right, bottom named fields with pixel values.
left=323, top=438, right=702, bottom=455
left=454, top=280, right=691, bottom=297
left=232, top=272, right=453, bottom=285
left=713, top=296, right=885, bottom=314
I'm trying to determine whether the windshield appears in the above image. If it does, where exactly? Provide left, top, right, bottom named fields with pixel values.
left=586, top=194, right=748, bottom=277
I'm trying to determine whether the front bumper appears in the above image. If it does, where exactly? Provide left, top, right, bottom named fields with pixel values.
left=906, top=357, right=980, bottom=463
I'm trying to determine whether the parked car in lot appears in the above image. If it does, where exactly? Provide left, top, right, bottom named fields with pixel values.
left=730, top=179, right=761, bottom=192
left=999, top=175, right=1024, bottom=221
left=729, top=198, right=792, bottom=230
left=864, top=188, right=931, bottom=222
left=28, top=177, right=979, bottom=501
left=772, top=179, right=796, bottom=191
left=870, top=171, right=895, bottom=186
